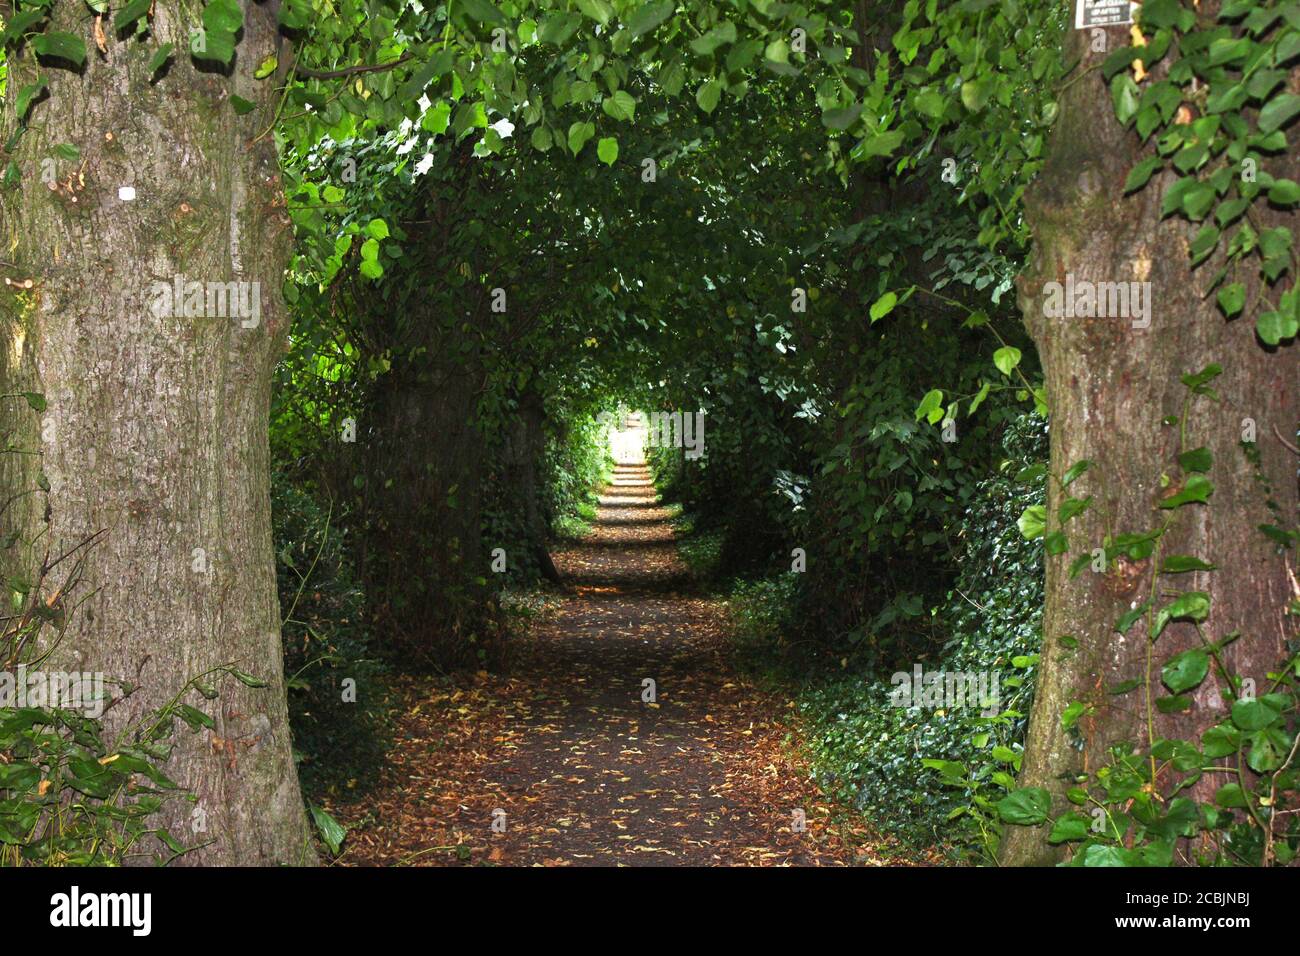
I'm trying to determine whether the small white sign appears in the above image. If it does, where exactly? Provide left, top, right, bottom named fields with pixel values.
left=118, top=185, right=136, bottom=201
left=1076, top=0, right=1137, bottom=29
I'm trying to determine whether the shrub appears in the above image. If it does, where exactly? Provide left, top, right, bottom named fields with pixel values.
left=272, top=476, right=389, bottom=798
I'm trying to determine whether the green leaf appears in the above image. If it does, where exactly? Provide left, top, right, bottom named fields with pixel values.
left=695, top=78, right=723, bottom=114
left=1161, top=649, right=1209, bottom=693
left=1080, top=844, right=1142, bottom=866
left=1177, top=446, right=1212, bottom=473
left=1111, top=73, right=1140, bottom=126
left=567, top=121, right=595, bottom=155
left=1016, top=504, right=1046, bottom=541
left=853, top=129, right=905, bottom=159
left=1160, top=554, right=1216, bottom=573
left=229, top=668, right=267, bottom=688
left=601, top=89, right=636, bottom=122
left=996, top=787, right=1051, bottom=826
left=1216, top=282, right=1246, bottom=317
left=309, top=805, right=348, bottom=855
left=914, top=388, right=944, bottom=423
left=114, top=0, right=153, bottom=32
left=229, top=95, right=256, bottom=115
left=22, top=392, right=46, bottom=412
left=1152, top=591, right=1210, bottom=638
left=16, top=78, right=48, bottom=121
left=148, top=43, right=175, bottom=78
left=176, top=704, right=214, bottom=731
left=1047, top=813, right=1091, bottom=843
left=1231, top=698, right=1281, bottom=732
left=530, top=125, right=553, bottom=151
left=689, top=21, right=736, bottom=55
left=821, top=105, right=863, bottom=131
left=52, top=143, right=80, bottom=162
left=1159, top=474, right=1213, bottom=508
left=538, top=12, right=581, bottom=46
left=626, top=1, right=675, bottom=38
left=32, top=32, right=87, bottom=67
left=366, top=219, right=390, bottom=240
left=1213, top=783, right=1247, bottom=808
left=1115, top=600, right=1152, bottom=635
left=960, top=79, right=991, bottom=112
left=869, top=291, right=897, bottom=322
left=993, top=346, right=1021, bottom=377
left=597, top=136, right=619, bottom=165
left=576, top=0, right=614, bottom=26
left=1061, top=459, right=1091, bottom=487
left=1124, top=156, right=1164, bottom=193
left=1257, top=308, right=1298, bottom=345
left=254, top=55, right=278, bottom=80
left=1259, top=93, right=1300, bottom=133
left=459, top=0, right=506, bottom=26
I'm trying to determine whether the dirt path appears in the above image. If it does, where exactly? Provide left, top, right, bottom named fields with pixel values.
left=331, top=464, right=907, bottom=866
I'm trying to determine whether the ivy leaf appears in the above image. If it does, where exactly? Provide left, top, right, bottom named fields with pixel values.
left=1161, top=649, right=1209, bottom=693
left=1259, top=93, right=1300, bottom=133
left=114, top=0, right=152, bottom=32
left=1115, top=599, right=1153, bottom=635
left=1110, top=73, right=1140, bottom=126
left=16, top=78, right=48, bottom=121
left=1177, top=446, right=1212, bottom=473
left=1151, top=591, right=1210, bottom=638
left=229, top=95, right=256, bottom=115
left=32, top=31, right=87, bottom=67
left=1216, top=282, right=1245, bottom=317
left=1061, top=459, right=1091, bottom=487
left=1256, top=309, right=1298, bottom=345
left=1159, top=474, right=1213, bottom=508
left=1124, top=156, right=1163, bottom=193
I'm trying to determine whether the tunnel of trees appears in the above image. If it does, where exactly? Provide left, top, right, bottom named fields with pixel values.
left=0, top=0, right=1296, bottom=870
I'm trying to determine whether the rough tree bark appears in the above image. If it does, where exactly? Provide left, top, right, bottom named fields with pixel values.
left=1001, top=20, right=1298, bottom=865
left=0, top=4, right=315, bottom=864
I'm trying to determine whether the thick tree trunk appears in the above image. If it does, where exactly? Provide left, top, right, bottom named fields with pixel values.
left=1001, top=23, right=1298, bottom=865
left=362, top=340, right=489, bottom=665
left=0, top=4, right=315, bottom=864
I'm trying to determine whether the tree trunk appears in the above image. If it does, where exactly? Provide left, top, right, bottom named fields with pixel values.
left=362, top=338, right=489, bottom=666
left=1001, top=23, right=1298, bottom=865
left=0, top=4, right=315, bottom=864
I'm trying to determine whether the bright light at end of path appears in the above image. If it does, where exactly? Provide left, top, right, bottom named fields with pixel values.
left=607, top=412, right=647, bottom=465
